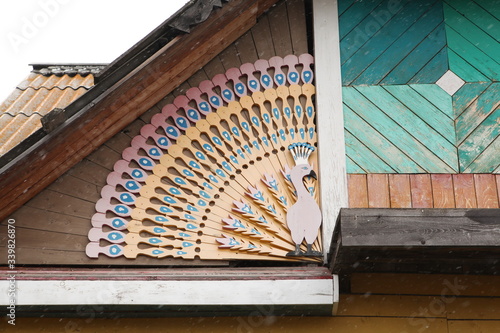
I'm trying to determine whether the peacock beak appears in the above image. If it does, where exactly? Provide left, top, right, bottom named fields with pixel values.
left=308, top=170, right=317, bottom=179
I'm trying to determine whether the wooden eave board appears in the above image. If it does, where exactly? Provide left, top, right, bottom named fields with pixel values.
left=0, top=0, right=281, bottom=222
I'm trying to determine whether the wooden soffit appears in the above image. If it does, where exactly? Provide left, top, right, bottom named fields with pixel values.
left=0, top=0, right=280, bottom=221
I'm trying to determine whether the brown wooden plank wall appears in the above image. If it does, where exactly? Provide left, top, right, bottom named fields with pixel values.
left=348, top=174, right=500, bottom=209
left=0, top=0, right=309, bottom=266
left=3, top=273, right=499, bottom=332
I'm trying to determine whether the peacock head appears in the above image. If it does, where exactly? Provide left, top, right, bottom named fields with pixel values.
left=288, top=142, right=317, bottom=180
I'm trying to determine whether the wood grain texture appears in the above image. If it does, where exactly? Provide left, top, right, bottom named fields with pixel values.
left=347, top=174, right=368, bottom=208
left=341, top=208, right=500, bottom=247
left=314, top=0, right=348, bottom=256
left=269, top=0, right=294, bottom=56
left=367, top=174, right=390, bottom=208
left=410, top=174, right=433, bottom=208
left=388, top=174, right=411, bottom=208
left=431, top=174, right=456, bottom=208
left=474, top=174, right=499, bottom=208
left=448, top=320, right=500, bottom=333
left=453, top=174, right=478, bottom=208
left=351, top=273, right=500, bottom=296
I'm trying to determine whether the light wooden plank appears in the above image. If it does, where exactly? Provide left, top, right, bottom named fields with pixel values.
left=313, top=0, right=348, bottom=258
left=0, top=317, right=450, bottom=333
left=448, top=320, right=500, bottom=333
left=453, top=174, right=478, bottom=208
left=338, top=294, right=447, bottom=317
left=410, top=174, right=433, bottom=208
left=347, top=174, right=368, bottom=208
left=0, top=278, right=336, bottom=307
left=431, top=174, right=455, bottom=208
left=389, top=174, right=412, bottom=208
left=286, top=0, right=309, bottom=55
left=351, top=273, right=500, bottom=296
left=447, top=297, right=500, bottom=320
left=474, top=174, right=499, bottom=208
left=367, top=174, right=390, bottom=208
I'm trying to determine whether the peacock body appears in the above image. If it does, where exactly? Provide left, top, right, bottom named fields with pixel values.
left=86, top=54, right=323, bottom=262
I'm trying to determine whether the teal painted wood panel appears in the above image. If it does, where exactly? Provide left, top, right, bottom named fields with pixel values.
left=445, top=21, right=500, bottom=81
left=345, top=130, right=396, bottom=173
left=345, top=156, right=365, bottom=174
left=339, top=0, right=385, bottom=39
left=343, top=101, right=425, bottom=173
left=356, top=86, right=458, bottom=170
left=343, top=86, right=457, bottom=172
left=456, top=82, right=499, bottom=172
left=448, top=49, right=490, bottom=83
left=456, top=82, right=500, bottom=144
left=383, top=85, right=455, bottom=143
left=339, top=0, right=406, bottom=63
left=469, top=0, right=500, bottom=22
left=446, top=0, right=500, bottom=42
left=453, top=82, right=491, bottom=119
left=444, top=3, right=500, bottom=58
left=408, top=46, right=449, bottom=84
left=340, top=0, right=445, bottom=85
left=381, top=23, right=446, bottom=84
left=353, top=1, right=444, bottom=85
left=410, top=84, right=453, bottom=118
left=459, top=108, right=500, bottom=172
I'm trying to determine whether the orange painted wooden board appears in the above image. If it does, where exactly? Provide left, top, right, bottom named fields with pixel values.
left=431, top=174, right=455, bottom=208
left=453, top=174, right=477, bottom=208
left=367, top=174, right=390, bottom=208
left=388, top=174, right=412, bottom=208
left=448, top=320, right=500, bottom=333
left=410, top=174, right=433, bottom=208
left=347, top=174, right=368, bottom=208
left=474, top=174, right=499, bottom=208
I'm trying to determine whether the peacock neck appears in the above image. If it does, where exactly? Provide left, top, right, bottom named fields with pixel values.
left=290, top=165, right=313, bottom=200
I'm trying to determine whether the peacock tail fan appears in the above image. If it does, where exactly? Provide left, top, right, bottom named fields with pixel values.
left=85, top=54, right=322, bottom=262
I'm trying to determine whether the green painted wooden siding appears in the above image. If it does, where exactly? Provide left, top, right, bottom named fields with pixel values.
left=339, top=0, right=499, bottom=174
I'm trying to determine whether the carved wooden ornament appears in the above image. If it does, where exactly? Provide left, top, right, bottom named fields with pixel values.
left=86, top=54, right=323, bottom=261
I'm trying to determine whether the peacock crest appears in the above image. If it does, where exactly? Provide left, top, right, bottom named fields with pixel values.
left=86, top=54, right=322, bottom=262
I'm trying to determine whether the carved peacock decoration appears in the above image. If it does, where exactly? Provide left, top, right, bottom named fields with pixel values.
left=86, top=54, right=322, bottom=262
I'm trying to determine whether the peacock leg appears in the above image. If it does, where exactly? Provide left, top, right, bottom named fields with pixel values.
left=304, top=244, right=322, bottom=257
left=286, top=244, right=303, bottom=257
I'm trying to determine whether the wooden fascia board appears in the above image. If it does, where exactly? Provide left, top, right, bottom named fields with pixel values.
left=340, top=208, right=500, bottom=247
left=0, top=267, right=339, bottom=316
left=0, top=0, right=279, bottom=221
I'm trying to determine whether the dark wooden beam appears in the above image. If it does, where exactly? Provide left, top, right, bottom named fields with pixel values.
left=332, top=208, right=500, bottom=274
left=0, top=0, right=279, bottom=221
